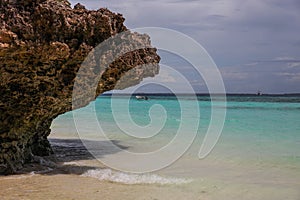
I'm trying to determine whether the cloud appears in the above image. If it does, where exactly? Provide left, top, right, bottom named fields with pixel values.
left=259, top=57, right=300, bottom=63
left=275, top=72, right=300, bottom=84
left=220, top=60, right=300, bottom=93
left=221, top=70, right=249, bottom=81
left=152, top=68, right=177, bottom=83
left=244, top=62, right=259, bottom=66
left=70, top=0, right=300, bottom=93
left=288, top=62, right=300, bottom=68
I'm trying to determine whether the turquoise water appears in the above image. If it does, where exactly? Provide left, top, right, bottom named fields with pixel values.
left=50, top=95, right=300, bottom=189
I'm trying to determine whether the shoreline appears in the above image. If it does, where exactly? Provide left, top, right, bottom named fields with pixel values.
left=0, top=136, right=299, bottom=200
left=1, top=166, right=299, bottom=200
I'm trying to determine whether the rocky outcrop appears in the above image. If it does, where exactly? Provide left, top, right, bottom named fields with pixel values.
left=0, top=0, right=160, bottom=174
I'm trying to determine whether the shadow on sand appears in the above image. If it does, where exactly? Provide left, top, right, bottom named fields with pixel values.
left=16, top=138, right=129, bottom=176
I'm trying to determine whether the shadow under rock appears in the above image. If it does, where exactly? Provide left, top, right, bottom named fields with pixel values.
left=16, top=138, right=129, bottom=176
left=49, top=138, right=129, bottom=162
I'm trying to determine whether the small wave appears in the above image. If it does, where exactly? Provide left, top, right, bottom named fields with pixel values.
left=81, top=169, right=192, bottom=185
left=63, top=161, right=80, bottom=166
left=29, top=167, right=54, bottom=175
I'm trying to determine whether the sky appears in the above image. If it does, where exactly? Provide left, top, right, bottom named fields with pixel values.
left=70, top=0, right=300, bottom=94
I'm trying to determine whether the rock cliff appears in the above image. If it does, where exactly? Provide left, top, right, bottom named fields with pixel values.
left=0, top=0, right=160, bottom=174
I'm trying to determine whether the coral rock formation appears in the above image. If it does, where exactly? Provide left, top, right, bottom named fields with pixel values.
left=0, top=0, right=160, bottom=174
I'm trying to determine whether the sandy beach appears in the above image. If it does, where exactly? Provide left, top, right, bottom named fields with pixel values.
left=0, top=173, right=203, bottom=200
left=1, top=135, right=299, bottom=200
left=1, top=165, right=299, bottom=200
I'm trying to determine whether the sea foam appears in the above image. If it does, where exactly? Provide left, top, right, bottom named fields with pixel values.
left=81, top=169, right=192, bottom=185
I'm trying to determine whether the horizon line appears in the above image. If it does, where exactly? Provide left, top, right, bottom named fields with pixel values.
left=102, top=92, right=300, bottom=96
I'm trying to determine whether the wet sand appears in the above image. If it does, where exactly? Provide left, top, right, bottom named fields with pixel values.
left=0, top=173, right=205, bottom=200
left=1, top=137, right=299, bottom=200
left=1, top=156, right=299, bottom=200
left=1, top=168, right=299, bottom=200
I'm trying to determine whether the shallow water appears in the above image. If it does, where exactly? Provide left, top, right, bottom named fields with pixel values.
left=48, top=95, right=300, bottom=199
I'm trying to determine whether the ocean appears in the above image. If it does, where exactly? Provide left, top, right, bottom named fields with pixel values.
left=49, top=94, right=300, bottom=199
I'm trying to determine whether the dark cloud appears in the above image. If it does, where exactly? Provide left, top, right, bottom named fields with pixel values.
left=70, top=0, right=300, bottom=93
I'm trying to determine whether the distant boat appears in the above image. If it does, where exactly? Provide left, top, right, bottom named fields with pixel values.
left=257, top=90, right=262, bottom=96
left=135, top=95, right=149, bottom=100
